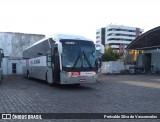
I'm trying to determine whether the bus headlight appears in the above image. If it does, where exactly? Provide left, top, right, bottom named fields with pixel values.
left=67, top=72, right=72, bottom=77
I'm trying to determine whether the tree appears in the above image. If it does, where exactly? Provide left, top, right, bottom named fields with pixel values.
left=102, top=47, right=122, bottom=61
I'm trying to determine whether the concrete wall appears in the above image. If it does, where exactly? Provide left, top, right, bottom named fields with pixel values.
left=0, top=32, right=45, bottom=75
left=2, top=58, right=8, bottom=75
left=137, top=49, right=160, bottom=72
left=151, top=52, right=160, bottom=71
left=137, top=53, right=143, bottom=67
left=2, top=58, right=24, bottom=75
left=101, top=61, right=124, bottom=74
left=0, top=32, right=45, bottom=57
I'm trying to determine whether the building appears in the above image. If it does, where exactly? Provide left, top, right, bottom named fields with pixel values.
left=126, top=26, right=160, bottom=74
left=0, top=32, right=45, bottom=58
left=96, top=24, right=143, bottom=52
left=0, top=32, right=45, bottom=75
left=96, top=28, right=105, bottom=46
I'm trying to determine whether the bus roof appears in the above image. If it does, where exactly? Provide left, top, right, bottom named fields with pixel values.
left=51, top=34, right=92, bottom=41
left=24, top=34, right=93, bottom=51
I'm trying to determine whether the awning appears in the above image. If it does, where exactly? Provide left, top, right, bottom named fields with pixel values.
left=126, top=26, right=160, bottom=50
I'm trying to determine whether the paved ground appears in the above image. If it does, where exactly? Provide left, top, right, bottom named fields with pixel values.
left=0, top=75, right=160, bottom=122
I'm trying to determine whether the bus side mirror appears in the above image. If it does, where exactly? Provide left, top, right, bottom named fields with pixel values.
left=46, top=53, right=52, bottom=68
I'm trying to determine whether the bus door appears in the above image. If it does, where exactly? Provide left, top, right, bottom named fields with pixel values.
left=53, top=49, right=60, bottom=83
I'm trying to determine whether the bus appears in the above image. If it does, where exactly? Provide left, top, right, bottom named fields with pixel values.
left=0, top=48, right=4, bottom=84
left=23, top=34, right=99, bottom=85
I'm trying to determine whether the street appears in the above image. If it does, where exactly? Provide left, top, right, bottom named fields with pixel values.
left=0, top=75, right=160, bottom=122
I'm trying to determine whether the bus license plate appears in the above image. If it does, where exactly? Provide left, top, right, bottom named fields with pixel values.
left=80, top=79, right=86, bottom=82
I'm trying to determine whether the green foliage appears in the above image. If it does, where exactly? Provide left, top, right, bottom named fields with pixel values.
left=102, top=47, right=122, bottom=61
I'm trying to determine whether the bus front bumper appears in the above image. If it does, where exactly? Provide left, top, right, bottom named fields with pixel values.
left=60, top=71, right=98, bottom=84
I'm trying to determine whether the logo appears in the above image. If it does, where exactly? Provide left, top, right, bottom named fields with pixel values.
left=31, top=59, right=40, bottom=64
left=2, top=114, right=11, bottom=119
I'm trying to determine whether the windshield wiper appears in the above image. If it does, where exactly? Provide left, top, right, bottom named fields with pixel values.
left=73, top=50, right=93, bottom=69
left=83, top=51, right=92, bottom=69
left=72, top=52, right=81, bottom=69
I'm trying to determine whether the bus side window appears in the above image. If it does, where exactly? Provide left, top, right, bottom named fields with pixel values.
left=38, top=52, right=42, bottom=56
left=46, top=53, right=52, bottom=68
left=51, top=55, right=54, bottom=68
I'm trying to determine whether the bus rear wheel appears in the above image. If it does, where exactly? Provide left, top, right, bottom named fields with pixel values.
left=27, top=71, right=30, bottom=79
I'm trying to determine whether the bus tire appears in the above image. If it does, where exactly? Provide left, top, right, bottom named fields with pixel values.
left=46, top=72, right=50, bottom=84
left=27, top=71, right=30, bottom=80
left=46, top=72, right=48, bottom=82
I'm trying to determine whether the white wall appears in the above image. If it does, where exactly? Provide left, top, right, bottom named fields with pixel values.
left=2, top=58, right=8, bottom=75
left=0, top=32, right=45, bottom=76
left=0, top=32, right=45, bottom=58
left=101, top=61, right=124, bottom=74
left=0, top=33, right=12, bottom=56
left=152, top=52, right=160, bottom=71
left=2, top=58, right=24, bottom=75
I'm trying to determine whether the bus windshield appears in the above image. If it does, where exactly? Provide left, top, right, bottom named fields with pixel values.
left=61, top=40, right=97, bottom=71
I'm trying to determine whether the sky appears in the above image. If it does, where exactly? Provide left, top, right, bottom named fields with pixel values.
left=0, top=0, right=160, bottom=41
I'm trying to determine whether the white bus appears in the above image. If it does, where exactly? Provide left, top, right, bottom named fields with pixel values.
left=23, top=34, right=99, bottom=85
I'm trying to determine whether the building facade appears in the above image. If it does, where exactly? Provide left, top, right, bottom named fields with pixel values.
left=96, top=24, right=143, bottom=52
left=0, top=32, right=45, bottom=75
left=0, top=32, right=45, bottom=58
left=126, top=26, right=160, bottom=73
left=96, top=28, right=105, bottom=46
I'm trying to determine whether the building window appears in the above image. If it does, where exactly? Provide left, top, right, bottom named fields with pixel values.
left=108, top=38, right=133, bottom=41
left=107, top=33, right=135, bottom=37
left=96, top=36, right=100, bottom=39
left=107, top=28, right=136, bottom=32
